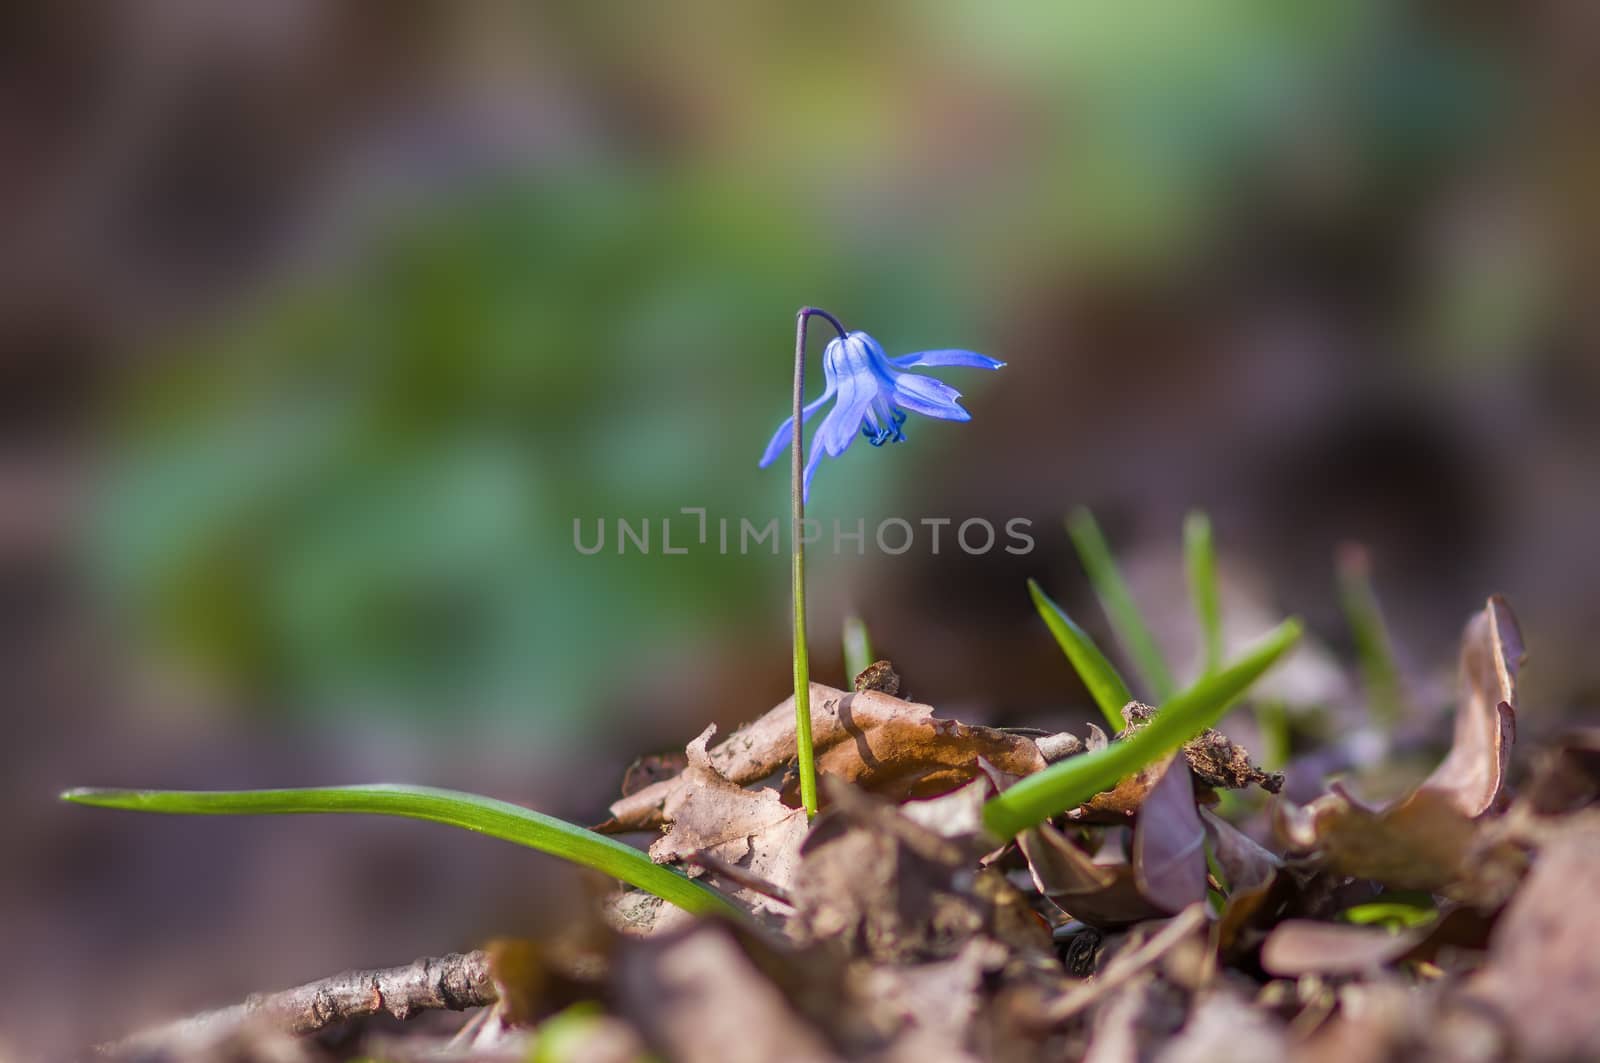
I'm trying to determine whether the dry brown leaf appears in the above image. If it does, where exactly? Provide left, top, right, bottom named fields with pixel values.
left=1218, top=876, right=1296, bottom=960
left=1195, top=809, right=1287, bottom=956
left=1081, top=975, right=1158, bottom=1063
left=1270, top=598, right=1525, bottom=892
left=614, top=921, right=842, bottom=1063
left=898, top=773, right=995, bottom=841
left=791, top=777, right=1054, bottom=970
left=1027, top=758, right=1207, bottom=922
left=1466, top=814, right=1600, bottom=1061
left=1133, top=758, right=1209, bottom=914
left=1019, top=821, right=1167, bottom=928
left=791, top=690, right=1050, bottom=805
left=648, top=725, right=808, bottom=916
left=1154, top=989, right=1287, bottom=1063
left=1420, top=595, right=1522, bottom=816
left=1524, top=726, right=1600, bottom=814
left=1275, top=783, right=1476, bottom=891
left=606, top=684, right=1047, bottom=831
left=1260, top=920, right=1424, bottom=977
left=1260, top=899, right=1496, bottom=981
left=850, top=937, right=1008, bottom=1063
left=604, top=889, right=699, bottom=938
left=1292, top=980, right=1514, bottom=1063
left=792, top=778, right=989, bottom=961
left=619, top=751, right=689, bottom=798
left=1199, top=808, right=1280, bottom=893
left=1291, top=983, right=1428, bottom=1063
left=1079, top=756, right=1172, bottom=819
left=1020, top=821, right=1119, bottom=893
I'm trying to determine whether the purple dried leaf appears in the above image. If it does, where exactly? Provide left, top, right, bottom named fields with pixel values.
left=1132, top=757, right=1209, bottom=913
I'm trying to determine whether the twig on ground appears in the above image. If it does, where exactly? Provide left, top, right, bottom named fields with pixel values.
left=109, top=950, right=497, bottom=1054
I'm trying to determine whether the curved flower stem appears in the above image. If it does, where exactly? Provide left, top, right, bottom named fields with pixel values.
left=791, top=306, right=846, bottom=820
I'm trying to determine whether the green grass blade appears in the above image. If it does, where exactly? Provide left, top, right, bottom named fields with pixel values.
left=1336, top=544, right=1404, bottom=729
left=1067, top=508, right=1177, bottom=700
left=842, top=614, right=874, bottom=682
left=982, top=617, right=1302, bottom=840
left=1028, top=578, right=1133, bottom=729
left=1184, top=510, right=1224, bottom=676
left=61, top=783, right=738, bottom=916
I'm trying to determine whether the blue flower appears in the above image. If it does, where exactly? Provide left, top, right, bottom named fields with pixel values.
left=759, top=330, right=1005, bottom=501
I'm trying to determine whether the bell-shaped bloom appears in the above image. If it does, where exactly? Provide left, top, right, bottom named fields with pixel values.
left=759, top=330, right=1004, bottom=501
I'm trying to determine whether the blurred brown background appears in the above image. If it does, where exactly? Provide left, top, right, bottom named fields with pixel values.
left=3, top=2, right=1598, bottom=1055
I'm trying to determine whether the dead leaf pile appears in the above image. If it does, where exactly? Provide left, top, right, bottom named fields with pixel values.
left=119, top=596, right=1600, bottom=1062
left=590, top=597, right=1600, bottom=1061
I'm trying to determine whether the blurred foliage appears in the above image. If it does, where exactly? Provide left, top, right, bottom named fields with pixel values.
left=928, top=0, right=1503, bottom=275
left=91, top=174, right=987, bottom=729
left=86, top=2, right=1511, bottom=730
left=93, top=172, right=1004, bottom=730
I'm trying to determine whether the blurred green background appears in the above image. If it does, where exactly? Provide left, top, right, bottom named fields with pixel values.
left=4, top=2, right=1597, bottom=1054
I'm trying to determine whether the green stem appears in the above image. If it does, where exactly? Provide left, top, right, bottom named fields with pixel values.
left=790, top=307, right=839, bottom=820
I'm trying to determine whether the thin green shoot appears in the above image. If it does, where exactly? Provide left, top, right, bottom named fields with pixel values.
left=1184, top=510, right=1224, bottom=676
left=61, top=784, right=738, bottom=917
left=1337, top=544, right=1405, bottom=730
left=1067, top=507, right=1177, bottom=701
left=1253, top=698, right=1292, bottom=771
left=981, top=617, right=1302, bottom=840
left=1027, top=578, right=1133, bottom=729
left=1340, top=898, right=1438, bottom=931
left=842, top=614, right=874, bottom=683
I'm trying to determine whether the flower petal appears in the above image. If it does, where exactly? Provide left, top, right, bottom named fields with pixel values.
left=757, top=382, right=836, bottom=468
left=816, top=359, right=876, bottom=457
left=892, top=373, right=971, bottom=421
left=891, top=349, right=1005, bottom=370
